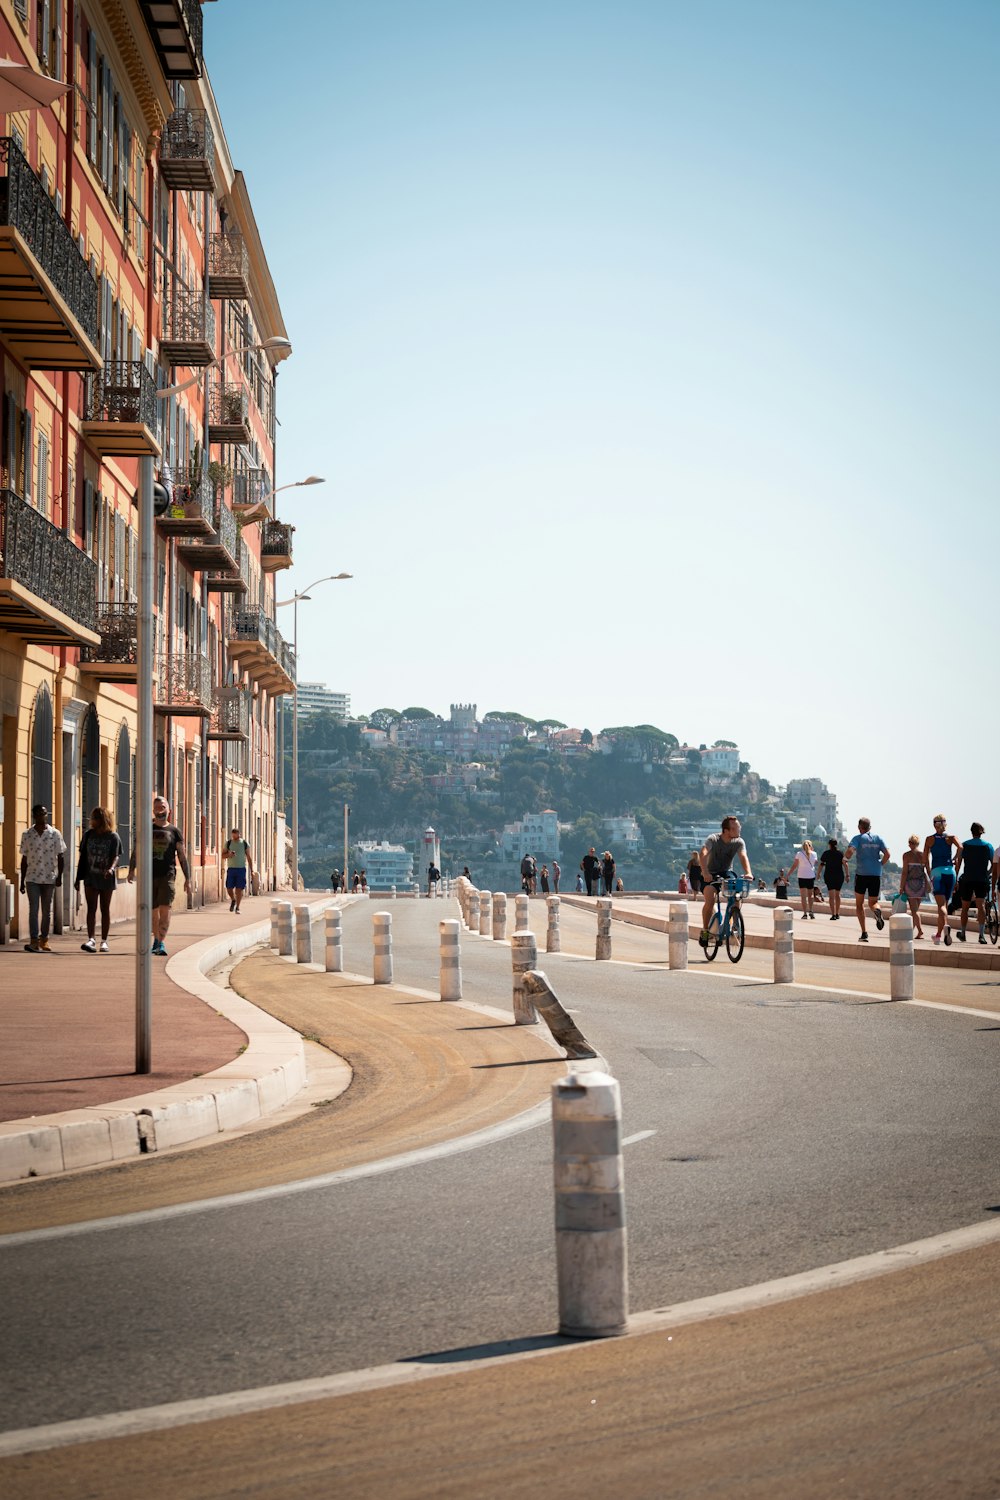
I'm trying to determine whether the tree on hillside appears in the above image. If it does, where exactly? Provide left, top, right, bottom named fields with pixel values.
left=713, top=739, right=737, bottom=748
left=581, top=728, right=593, bottom=745
left=368, top=707, right=401, bottom=731
left=536, top=719, right=567, bottom=730
left=400, top=706, right=436, bottom=720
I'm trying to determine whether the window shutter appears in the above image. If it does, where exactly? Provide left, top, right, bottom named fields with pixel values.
left=22, top=411, right=32, bottom=502
left=115, top=96, right=126, bottom=216
left=101, top=60, right=113, bottom=188
left=84, top=479, right=95, bottom=555
left=115, top=513, right=126, bottom=601
left=37, top=433, right=49, bottom=516
left=53, top=0, right=62, bottom=81
left=88, top=32, right=98, bottom=162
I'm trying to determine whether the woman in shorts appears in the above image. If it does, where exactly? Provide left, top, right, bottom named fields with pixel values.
left=818, top=838, right=845, bottom=920
left=923, top=814, right=960, bottom=946
left=899, top=835, right=930, bottom=937
left=788, top=839, right=819, bottom=919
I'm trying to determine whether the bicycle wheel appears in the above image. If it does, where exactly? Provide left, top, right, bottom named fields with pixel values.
left=726, top=906, right=745, bottom=962
left=703, top=917, right=721, bottom=961
left=987, top=900, right=999, bottom=946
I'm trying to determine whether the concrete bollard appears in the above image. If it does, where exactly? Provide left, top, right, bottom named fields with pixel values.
left=890, top=912, right=915, bottom=1001
left=774, top=907, right=795, bottom=983
left=511, top=929, right=539, bottom=1024
left=277, top=900, right=293, bottom=957
left=552, top=1070, right=628, bottom=1338
left=391, top=884, right=396, bottom=900
left=524, top=970, right=597, bottom=1059
left=439, top=918, right=462, bottom=1001
left=596, top=898, right=612, bottom=961
left=493, top=892, right=507, bottom=942
left=468, top=887, right=481, bottom=934
left=325, top=908, right=343, bottom=972
left=546, top=895, right=561, bottom=953
left=668, top=902, right=688, bottom=970
left=373, top=911, right=393, bottom=984
left=479, top=890, right=493, bottom=937
left=270, top=900, right=281, bottom=949
left=295, top=904, right=313, bottom=964
left=412, top=882, right=419, bottom=899
left=515, top=893, right=530, bottom=932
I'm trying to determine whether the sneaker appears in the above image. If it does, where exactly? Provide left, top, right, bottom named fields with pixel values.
left=99, top=941, right=109, bottom=954
left=932, top=933, right=941, bottom=945
left=153, top=940, right=168, bottom=956
left=859, top=932, right=869, bottom=942
left=955, top=929, right=966, bottom=943
left=874, top=910, right=885, bottom=931
left=801, top=913, right=809, bottom=920
left=809, top=912, right=816, bottom=919
left=24, top=940, right=40, bottom=952
left=830, top=915, right=837, bottom=921
left=229, top=898, right=236, bottom=912
left=81, top=938, right=97, bottom=953
left=698, top=930, right=709, bottom=948
left=979, top=934, right=987, bottom=945
left=944, top=927, right=952, bottom=946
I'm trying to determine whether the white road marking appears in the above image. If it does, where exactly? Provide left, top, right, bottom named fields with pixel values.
left=2, top=1216, right=999, bottom=1458
left=622, top=1130, right=656, bottom=1146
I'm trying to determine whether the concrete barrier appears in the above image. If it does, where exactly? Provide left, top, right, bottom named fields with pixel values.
left=295, top=904, right=313, bottom=964
left=493, top=892, right=507, bottom=942
left=276, top=901, right=293, bottom=957
left=373, top=911, right=393, bottom=984
left=468, top=888, right=481, bottom=934
left=552, top=1070, right=628, bottom=1338
left=668, top=902, right=688, bottom=969
left=890, top=912, right=915, bottom=1001
left=511, top=929, right=539, bottom=1024
left=546, top=895, right=561, bottom=953
left=479, top=890, right=493, bottom=937
left=774, top=907, right=794, bottom=984
left=596, top=898, right=612, bottom=961
left=515, top=894, right=530, bottom=932
left=523, top=970, right=597, bottom=1059
left=270, top=900, right=281, bottom=949
left=440, top=918, right=462, bottom=1001
left=325, top=908, right=343, bottom=972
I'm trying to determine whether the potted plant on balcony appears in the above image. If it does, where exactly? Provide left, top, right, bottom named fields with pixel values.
left=221, top=389, right=245, bottom=425
left=207, top=458, right=232, bottom=493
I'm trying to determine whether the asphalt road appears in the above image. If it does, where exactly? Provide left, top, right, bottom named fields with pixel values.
left=1, top=898, right=997, bottom=1437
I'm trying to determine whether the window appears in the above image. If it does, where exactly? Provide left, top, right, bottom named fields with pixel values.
left=80, top=705, right=100, bottom=819
left=30, top=685, right=54, bottom=814
left=116, top=725, right=132, bottom=867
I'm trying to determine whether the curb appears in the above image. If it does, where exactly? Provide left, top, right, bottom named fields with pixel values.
left=0, top=897, right=336, bottom=1186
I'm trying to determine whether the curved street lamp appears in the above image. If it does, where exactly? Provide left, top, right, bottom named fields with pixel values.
left=276, top=574, right=353, bottom=890
left=156, top=335, right=292, bottom=399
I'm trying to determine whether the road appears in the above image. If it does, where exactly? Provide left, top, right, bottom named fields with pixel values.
left=1, top=897, right=997, bottom=1452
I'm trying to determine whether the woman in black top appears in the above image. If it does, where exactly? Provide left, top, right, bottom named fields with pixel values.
left=687, top=853, right=704, bottom=894
left=818, top=839, right=845, bottom=920
left=602, top=851, right=616, bottom=897
left=75, top=807, right=123, bottom=952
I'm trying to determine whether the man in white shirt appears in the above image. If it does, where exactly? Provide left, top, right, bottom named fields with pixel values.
left=19, top=804, right=66, bottom=953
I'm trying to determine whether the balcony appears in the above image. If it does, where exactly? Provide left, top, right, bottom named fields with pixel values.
left=158, top=108, right=215, bottom=191
left=208, top=229, right=249, bottom=301
left=205, top=536, right=248, bottom=595
left=139, top=0, right=203, bottom=80
left=207, top=686, right=251, bottom=742
left=208, top=381, right=251, bottom=445
left=82, top=361, right=160, bottom=458
left=259, top=519, right=294, bottom=573
left=78, top=602, right=138, bottom=682
left=231, top=468, right=271, bottom=523
left=153, top=651, right=211, bottom=717
left=156, top=474, right=214, bottom=537
left=159, top=287, right=215, bottom=366
left=226, top=607, right=295, bottom=696
left=0, top=137, right=101, bottom=372
left=0, top=487, right=98, bottom=646
left=175, top=500, right=239, bottom=574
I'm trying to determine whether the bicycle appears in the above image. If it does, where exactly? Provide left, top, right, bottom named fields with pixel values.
left=701, top=873, right=753, bottom=963
left=986, top=894, right=999, bottom=946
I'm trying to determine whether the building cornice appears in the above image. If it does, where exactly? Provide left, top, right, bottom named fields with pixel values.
left=100, top=0, right=175, bottom=154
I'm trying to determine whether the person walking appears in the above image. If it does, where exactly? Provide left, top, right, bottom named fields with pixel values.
left=788, top=839, right=819, bottom=919
left=19, top=804, right=66, bottom=953
left=817, top=839, right=845, bottom=920
left=774, top=868, right=789, bottom=901
left=539, top=863, right=550, bottom=894
left=954, top=823, right=994, bottom=944
left=698, top=818, right=753, bottom=947
left=75, top=807, right=123, bottom=953
left=923, top=814, right=960, bottom=946
left=575, top=870, right=585, bottom=893
left=687, top=852, right=704, bottom=895
left=843, top=817, right=889, bottom=943
left=127, top=797, right=191, bottom=956
left=899, top=835, right=930, bottom=938
left=602, top=850, right=616, bottom=897
left=520, top=853, right=537, bottom=895
left=331, top=868, right=341, bottom=893
left=426, top=862, right=440, bottom=897
left=551, top=858, right=561, bottom=894
left=581, top=847, right=601, bottom=896
left=223, top=827, right=253, bottom=913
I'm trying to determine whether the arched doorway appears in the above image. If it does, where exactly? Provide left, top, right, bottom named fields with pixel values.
left=115, top=723, right=132, bottom=868
left=80, top=704, right=100, bottom=821
left=30, top=685, right=54, bottom=813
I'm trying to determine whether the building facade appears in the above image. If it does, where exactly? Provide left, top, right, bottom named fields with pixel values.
left=355, top=839, right=413, bottom=891
left=296, top=682, right=350, bottom=720
left=0, top=0, right=296, bottom=938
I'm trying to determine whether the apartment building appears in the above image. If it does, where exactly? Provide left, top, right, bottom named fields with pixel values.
left=0, top=1, right=295, bottom=938
left=296, top=682, right=350, bottom=720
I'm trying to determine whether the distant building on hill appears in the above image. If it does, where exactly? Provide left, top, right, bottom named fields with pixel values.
left=784, top=778, right=840, bottom=838
left=297, top=683, right=351, bottom=720
left=603, top=815, right=644, bottom=854
left=500, top=810, right=560, bottom=863
left=393, top=704, right=529, bottom=761
left=355, top=840, right=413, bottom=890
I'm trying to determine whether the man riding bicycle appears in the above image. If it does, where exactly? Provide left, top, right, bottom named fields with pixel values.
left=699, top=816, right=753, bottom=947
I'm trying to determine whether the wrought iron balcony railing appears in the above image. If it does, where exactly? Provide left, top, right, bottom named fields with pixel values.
left=158, top=108, right=215, bottom=190
left=214, top=498, right=238, bottom=560
left=208, top=229, right=250, bottom=300
left=228, top=606, right=296, bottom=687
left=208, top=380, right=251, bottom=444
left=207, top=686, right=251, bottom=741
left=0, top=137, right=100, bottom=369
left=79, top=602, right=139, bottom=676
left=232, top=469, right=270, bottom=513
left=260, top=519, right=294, bottom=572
left=0, top=487, right=97, bottom=639
left=153, top=651, right=212, bottom=715
left=83, top=361, right=159, bottom=456
left=156, top=473, right=214, bottom=535
left=160, top=286, right=215, bottom=365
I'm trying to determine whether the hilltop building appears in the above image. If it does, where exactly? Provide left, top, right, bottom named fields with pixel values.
left=784, top=778, right=840, bottom=838
left=500, top=809, right=560, bottom=864
left=355, top=839, right=413, bottom=890
left=297, top=683, right=350, bottom=720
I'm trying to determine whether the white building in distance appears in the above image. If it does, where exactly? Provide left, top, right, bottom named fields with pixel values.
left=355, top=840, right=413, bottom=890
left=500, top=810, right=560, bottom=863
left=297, top=683, right=351, bottom=720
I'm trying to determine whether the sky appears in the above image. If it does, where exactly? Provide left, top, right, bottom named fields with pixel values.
left=206, top=0, right=999, bottom=857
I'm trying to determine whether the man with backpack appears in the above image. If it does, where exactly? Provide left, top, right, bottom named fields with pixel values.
left=223, top=826, right=254, bottom=913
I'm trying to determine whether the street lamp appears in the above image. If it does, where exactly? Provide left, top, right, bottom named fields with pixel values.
left=276, top=574, right=353, bottom=891
left=156, top=335, right=292, bottom=399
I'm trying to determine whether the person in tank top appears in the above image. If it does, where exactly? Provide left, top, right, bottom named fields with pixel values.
left=900, top=835, right=930, bottom=938
left=923, top=814, right=960, bottom=946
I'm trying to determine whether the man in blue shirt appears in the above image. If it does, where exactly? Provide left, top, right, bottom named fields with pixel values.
left=843, top=817, right=890, bottom=943
left=953, top=823, right=994, bottom=945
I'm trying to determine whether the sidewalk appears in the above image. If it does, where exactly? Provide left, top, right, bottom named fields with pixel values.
left=0, top=892, right=340, bottom=1183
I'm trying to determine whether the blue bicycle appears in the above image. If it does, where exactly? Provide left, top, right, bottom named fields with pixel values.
left=702, top=874, right=753, bottom=963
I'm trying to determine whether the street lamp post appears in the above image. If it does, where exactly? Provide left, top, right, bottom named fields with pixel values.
left=276, top=574, right=352, bottom=891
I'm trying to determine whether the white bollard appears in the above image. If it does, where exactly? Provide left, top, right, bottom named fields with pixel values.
left=325, top=908, right=343, bottom=972
left=668, top=902, right=688, bottom=970
left=412, top=882, right=419, bottom=899
left=277, top=900, right=293, bottom=957
left=373, top=911, right=393, bottom=984
left=890, top=912, right=915, bottom=1001
left=552, top=1071, right=628, bottom=1338
left=511, top=930, right=539, bottom=1023
left=391, top=884, right=396, bottom=900
left=596, top=898, right=612, bottom=961
left=515, top=893, right=530, bottom=932
left=295, top=904, right=313, bottom=964
left=270, top=900, right=281, bottom=949
left=439, top=918, right=462, bottom=1001
left=493, top=891, right=507, bottom=942
left=468, top=887, right=481, bottom=933
left=479, top=890, right=493, bottom=937
left=546, top=895, right=561, bottom=953
left=774, top=907, right=795, bottom=983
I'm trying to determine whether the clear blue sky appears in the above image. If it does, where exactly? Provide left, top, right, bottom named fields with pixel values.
left=207, top=1, right=999, bottom=857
